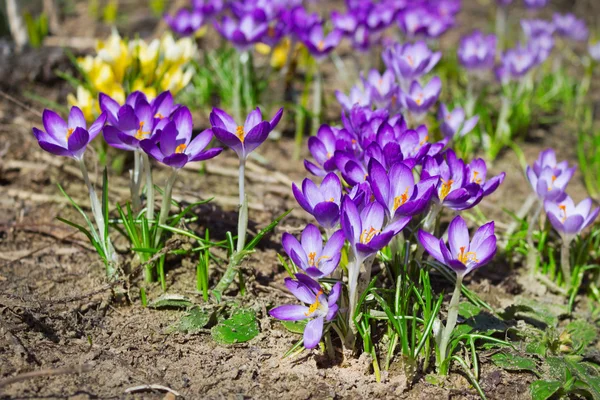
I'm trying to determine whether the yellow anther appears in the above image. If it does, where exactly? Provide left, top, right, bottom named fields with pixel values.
left=440, top=179, right=453, bottom=200
left=393, top=188, right=409, bottom=211
left=457, top=246, right=479, bottom=265
left=305, top=290, right=324, bottom=316
left=317, top=40, right=325, bottom=51
left=236, top=125, right=245, bottom=142
left=154, top=113, right=165, bottom=119
left=308, top=251, right=317, bottom=267
left=419, top=134, right=429, bottom=146
left=559, top=204, right=567, bottom=222
left=135, top=121, right=150, bottom=140
left=66, top=127, right=75, bottom=140
left=472, top=171, right=482, bottom=184
left=360, top=227, right=380, bottom=244
left=175, top=144, right=187, bottom=154
left=406, top=55, right=414, bottom=66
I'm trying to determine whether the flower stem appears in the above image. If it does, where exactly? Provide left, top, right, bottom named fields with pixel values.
left=142, top=152, right=154, bottom=222
left=78, top=158, right=116, bottom=276
left=345, top=253, right=362, bottom=349
left=526, top=200, right=543, bottom=276
left=233, top=51, right=242, bottom=124
left=131, top=149, right=142, bottom=212
left=415, top=203, right=442, bottom=260
left=240, top=51, right=253, bottom=114
left=153, top=169, right=178, bottom=249
left=560, top=238, right=572, bottom=288
left=438, top=273, right=463, bottom=375
left=212, top=158, right=248, bottom=300
left=311, top=66, right=322, bottom=136
left=495, top=6, right=507, bottom=57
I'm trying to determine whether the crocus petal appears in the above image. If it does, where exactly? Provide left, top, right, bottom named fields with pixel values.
left=448, top=216, right=470, bottom=257
left=99, top=93, right=121, bottom=125
left=269, top=304, right=310, bottom=321
left=244, top=108, right=263, bottom=132
left=162, top=153, right=189, bottom=169
left=417, top=229, right=445, bottom=264
left=326, top=304, right=339, bottom=321
left=303, top=317, right=324, bottom=349
left=140, top=139, right=165, bottom=162
left=212, top=127, right=244, bottom=157
left=88, top=112, right=107, bottom=140
left=301, top=224, right=323, bottom=255
left=37, top=141, right=71, bottom=157
left=292, top=183, right=313, bottom=213
left=185, top=129, right=213, bottom=156
left=67, top=127, right=90, bottom=158
left=284, top=277, right=314, bottom=304
left=173, top=107, right=193, bottom=143
left=471, top=221, right=495, bottom=250
left=189, top=147, right=222, bottom=162
left=295, top=273, right=323, bottom=294
left=341, top=196, right=361, bottom=244
left=313, top=202, right=340, bottom=229
left=42, top=109, right=67, bottom=144
left=270, top=108, right=284, bottom=130
left=244, top=121, right=271, bottom=154
left=328, top=281, right=342, bottom=306
left=68, top=106, right=86, bottom=130
left=103, top=126, right=135, bottom=151
left=471, top=235, right=496, bottom=269
left=210, top=107, right=238, bottom=132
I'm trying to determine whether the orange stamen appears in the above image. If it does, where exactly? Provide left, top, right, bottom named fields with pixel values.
left=559, top=204, right=567, bottom=222
left=440, top=179, right=454, bottom=200
left=317, top=40, right=325, bottom=51
left=135, top=121, right=150, bottom=140
left=393, top=188, right=409, bottom=211
left=236, top=125, right=245, bottom=142
left=175, top=144, right=187, bottom=154
left=457, top=246, right=479, bottom=265
left=360, top=227, right=380, bottom=244
left=66, top=127, right=75, bottom=140
left=305, top=289, right=324, bottom=316
left=472, top=171, right=482, bottom=184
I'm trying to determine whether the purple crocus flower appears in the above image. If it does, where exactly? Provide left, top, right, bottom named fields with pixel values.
left=521, top=19, right=554, bottom=38
left=526, top=149, right=575, bottom=201
left=590, top=42, right=600, bottom=62
left=496, top=0, right=513, bottom=5
left=293, top=173, right=343, bottom=229
left=210, top=107, right=283, bottom=160
left=335, top=85, right=372, bottom=112
left=553, top=13, right=588, bottom=42
left=282, top=224, right=345, bottom=278
left=544, top=196, right=599, bottom=239
left=362, top=69, right=398, bottom=109
left=214, top=12, right=268, bottom=52
left=466, top=158, right=506, bottom=196
left=529, top=33, right=554, bottom=63
left=100, top=92, right=167, bottom=151
left=497, top=45, right=538, bottom=82
left=165, top=8, right=205, bottom=36
left=304, top=125, right=339, bottom=176
left=382, top=41, right=441, bottom=83
left=140, top=107, right=222, bottom=169
left=438, top=104, right=479, bottom=140
left=397, top=5, right=453, bottom=39
left=458, top=30, right=497, bottom=71
left=340, top=196, right=411, bottom=259
left=369, top=160, right=438, bottom=219
left=421, top=150, right=484, bottom=211
left=192, top=0, right=224, bottom=16
left=32, top=107, right=106, bottom=160
left=523, top=0, right=547, bottom=9
left=301, top=23, right=342, bottom=61
left=401, top=77, right=442, bottom=116
left=269, top=275, right=341, bottom=349
left=331, top=10, right=359, bottom=35
left=418, top=215, right=497, bottom=276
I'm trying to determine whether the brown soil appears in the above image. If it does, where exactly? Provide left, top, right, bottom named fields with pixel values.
left=1, top=0, right=597, bottom=399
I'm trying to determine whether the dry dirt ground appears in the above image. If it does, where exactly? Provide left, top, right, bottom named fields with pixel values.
left=1, top=0, right=599, bottom=399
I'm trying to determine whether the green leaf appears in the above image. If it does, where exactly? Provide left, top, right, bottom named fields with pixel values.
left=526, top=340, right=548, bottom=357
left=244, top=209, right=292, bottom=251
left=148, top=294, right=193, bottom=309
left=211, top=308, right=259, bottom=345
left=530, top=380, right=562, bottom=400
left=280, top=320, right=307, bottom=334
left=565, top=320, right=597, bottom=351
left=458, top=302, right=481, bottom=319
left=491, top=353, right=539, bottom=375
left=167, top=307, right=211, bottom=334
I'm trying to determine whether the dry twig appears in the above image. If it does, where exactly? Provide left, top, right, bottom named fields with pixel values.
left=0, top=364, right=92, bottom=388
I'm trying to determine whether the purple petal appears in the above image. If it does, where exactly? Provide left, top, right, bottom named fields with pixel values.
left=67, top=127, right=89, bottom=158
left=301, top=224, right=323, bottom=255
left=284, top=277, right=314, bottom=304
left=210, top=107, right=238, bottom=132
left=162, top=153, right=189, bottom=169
left=303, top=317, right=324, bottom=349
left=140, top=139, right=165, bottom=162
left=417, top=230, right=445, bottom=264
left=89, top=112, right=107, bottom=140
left=37, top=141, right=72, bottom=157
left=173, top=107, right=193, bottom=143
left=68, top=106, right=86, bottom=130
left=328, top=281, right=342, bottom=306
left=244, top=121, right=271, bottom=154
left=42, top=109, right=67, bottom=144
left=313, top=202, right=341, bottom=229
left=269, top=304, right=310, bottom=321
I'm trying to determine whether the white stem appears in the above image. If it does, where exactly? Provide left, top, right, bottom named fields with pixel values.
left=154, top=169, right=179, bottom=248
left=236, top=159, right=248, bottom=253
left=131, top=149, right=142, bottom=211
left=439, top=274, right=463, bottom=364
left=526, top=200, right=544, bottom=275
left=560, top=237, right=572, bottom=288
left=142, top=153, right=155, bottom=222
